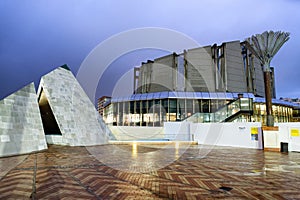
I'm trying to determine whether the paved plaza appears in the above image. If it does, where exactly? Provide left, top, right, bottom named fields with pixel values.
left=1, top=143, right=300, bottom=199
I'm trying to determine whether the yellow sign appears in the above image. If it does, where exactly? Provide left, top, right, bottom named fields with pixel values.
left=251, top=127, right=258, bottom=134
left=291, top=129, right=300, bottom=137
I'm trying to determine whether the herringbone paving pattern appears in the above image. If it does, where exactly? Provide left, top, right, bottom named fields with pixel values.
left=1, top=144, right=300, bottom=199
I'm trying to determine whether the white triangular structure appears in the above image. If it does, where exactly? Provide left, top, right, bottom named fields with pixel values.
left=38, top=66, right=109, bottom=146
left=0, top=83, right=47, bottom=157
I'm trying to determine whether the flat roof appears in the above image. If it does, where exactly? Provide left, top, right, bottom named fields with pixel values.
left=254, top=97, right=300, bottom=108
left=112, top=92, right=252, bottom=101
left=110, top=92, right=300, bottom=109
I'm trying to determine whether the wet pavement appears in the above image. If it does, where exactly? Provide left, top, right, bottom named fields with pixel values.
left=1, top=143, right=300, bottom=199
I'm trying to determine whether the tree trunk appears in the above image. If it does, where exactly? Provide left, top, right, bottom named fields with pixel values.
left=264, top=71, right=274, bottom=126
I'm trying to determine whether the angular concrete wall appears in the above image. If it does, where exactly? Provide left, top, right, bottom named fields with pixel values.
left=252, top=56, right=265, bottom=97
left=151, top=54, right=177, bottom=92
left=185, top=46, right=215, bottom=92
left=38, top=66, right=108, bottom=146
left=0, top=83, right=47, bottom=157
left=136, top=54, right=178, bottom=93
left=225, top=41, right=248, bottom=92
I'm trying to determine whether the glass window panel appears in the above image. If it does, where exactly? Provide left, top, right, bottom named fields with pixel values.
left=169, top=99, right=177, bottom=114
left=186, top=99, right=193, bottom=117
left=141, top=101, right=147, bottom=113
left=202, top=99, right=210, bottom=113
left=129, top=101, right=135, bottom=114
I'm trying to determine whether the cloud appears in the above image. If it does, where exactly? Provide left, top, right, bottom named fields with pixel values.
left=0, top=0, right=299, bottom=99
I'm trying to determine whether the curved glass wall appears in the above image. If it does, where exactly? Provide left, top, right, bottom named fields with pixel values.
left=103, top=94, right=295, bottom=126
left=104, top=98, right=240, bottom=126
left=252, top=103, right=292, bottom=124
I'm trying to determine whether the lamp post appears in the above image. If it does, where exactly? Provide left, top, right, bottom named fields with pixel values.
left=244, top=31, right=290, bottom=127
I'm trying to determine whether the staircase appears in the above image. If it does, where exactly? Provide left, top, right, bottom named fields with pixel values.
left=185, top=98, right=253, bottom=123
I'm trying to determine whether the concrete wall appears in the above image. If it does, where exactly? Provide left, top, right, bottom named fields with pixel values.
left=163, top=121, right=300, bottom=152
left=137, top=61, right=152, bottom=93
left=109, top=126, right=164, bottom=141
left=164, top=122, right=192, bottom=141
left=193, top=122, right=263, bottom=149
left=137, top=54, right=177, bottom=93
left=108, top=122, right=300, bottom=152
left=39, top=67, right=108, bottom=146
left=185, top=46, right=215, bottom=92
left=0, top=83, right=47, bottom=157
left=252, top=57, right=265, bottom=97
left=276, top=123, right=300, bottom=152
left=225, top=41, right=248, bottom=92
left=164, top=122, right=263, bottom=149
left=150, top=54, right=177, bottom=92
left=258, top=123, right=300, bottom=152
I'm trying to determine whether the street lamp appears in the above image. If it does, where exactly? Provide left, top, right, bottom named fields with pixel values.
left=244, top=31, right=290, bottom=127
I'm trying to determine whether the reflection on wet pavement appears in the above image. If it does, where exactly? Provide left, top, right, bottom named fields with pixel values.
left=0, top=155, right=28, bottom=178
left=1, top=144, right=300, bottom=199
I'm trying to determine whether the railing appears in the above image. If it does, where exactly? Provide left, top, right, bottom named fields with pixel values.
left=185, top=98, right=253, bottom=123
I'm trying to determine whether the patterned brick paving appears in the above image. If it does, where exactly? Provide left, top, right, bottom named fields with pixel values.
left=0, top=144, right=300, bottom=199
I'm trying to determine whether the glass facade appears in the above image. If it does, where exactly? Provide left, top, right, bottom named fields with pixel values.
left=292, top=109, right=300, bottom=122
left=110, top=40, right=296, bottom=127
left=103, top=96, right=295, bottom=127
left=252, top=103, right=293, bottom=124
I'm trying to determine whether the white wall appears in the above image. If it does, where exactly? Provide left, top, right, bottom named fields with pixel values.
left=192, top=122, right=263, bottom=149
left=109, top=122, right=300, bottom=152
left=110, top=126, right=164, bottom=141
left=45, top=135, right=64, bottom=145
left=163, top=121, right=300, bottom=152
left=276, top=122, right=300, bottom=152
left=164, top=122, right=191, bottom=141
left=164, top=122, right=263, bottom=149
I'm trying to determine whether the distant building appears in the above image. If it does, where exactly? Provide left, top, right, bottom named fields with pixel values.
left=280, top=97, right=300, bottom=105
left=97, top=96, right=111, bottom=116
left=102, top=40, right=299, bottom=126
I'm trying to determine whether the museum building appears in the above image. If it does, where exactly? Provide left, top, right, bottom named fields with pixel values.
left=100, top=40, right=300, bottom=126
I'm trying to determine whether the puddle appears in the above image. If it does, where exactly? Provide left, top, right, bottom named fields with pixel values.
left=264, top=164, right=300, bottom=174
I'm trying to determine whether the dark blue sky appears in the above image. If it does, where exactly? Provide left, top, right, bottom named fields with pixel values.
left=1, top=0, right=300, bottom=103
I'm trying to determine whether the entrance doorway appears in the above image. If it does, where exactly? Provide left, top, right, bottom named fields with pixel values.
left=38, top=88, right=62, bottom=135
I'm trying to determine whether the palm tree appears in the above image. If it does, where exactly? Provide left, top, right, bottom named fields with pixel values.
left=244, top=31, right=290, bottom=126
